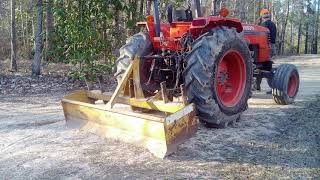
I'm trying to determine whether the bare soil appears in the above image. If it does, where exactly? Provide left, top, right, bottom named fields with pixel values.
left=0, top=55, right=319, bottom=179
left=0, top=59, right=116, bottom=95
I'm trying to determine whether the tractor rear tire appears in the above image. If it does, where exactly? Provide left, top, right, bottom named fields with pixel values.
left=272, top=64, right=299, bottom=105
left=113, top=32, right=152, bottom=111
left=184, top=27, right=253, bottom=128
left=114, top=32, right=152, bottom=83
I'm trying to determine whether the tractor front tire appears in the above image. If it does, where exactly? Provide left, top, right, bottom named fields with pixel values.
left=272, top=64, right=299, bottom=105
left=184, top=27, right=253, bottom=128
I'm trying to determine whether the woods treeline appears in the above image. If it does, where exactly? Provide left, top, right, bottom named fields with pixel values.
left=0, top=0, right=319, bottom=79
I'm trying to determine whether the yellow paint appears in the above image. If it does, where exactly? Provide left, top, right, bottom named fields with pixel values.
left=61, top=58, right=198, bottom=158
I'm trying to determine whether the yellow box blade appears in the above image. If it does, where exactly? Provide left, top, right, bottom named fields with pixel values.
left=62, top=90, right=198, bottom=158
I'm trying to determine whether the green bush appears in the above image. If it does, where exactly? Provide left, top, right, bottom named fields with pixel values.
left=52, top=0, right=122, bottom=83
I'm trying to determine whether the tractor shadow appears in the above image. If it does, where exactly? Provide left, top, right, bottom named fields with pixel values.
left=168, top=93, right=319, bottom=169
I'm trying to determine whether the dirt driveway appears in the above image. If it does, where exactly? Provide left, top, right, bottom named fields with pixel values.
left=0, top=55, right=319, bottom=179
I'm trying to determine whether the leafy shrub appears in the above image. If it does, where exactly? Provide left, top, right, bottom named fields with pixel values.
left=52, top=0, right=122, bottom=83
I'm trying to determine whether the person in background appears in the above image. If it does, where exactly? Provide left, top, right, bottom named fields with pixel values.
left=255, top=9, right=277, bottom=94
left=260, top=8, right=277, bottom=57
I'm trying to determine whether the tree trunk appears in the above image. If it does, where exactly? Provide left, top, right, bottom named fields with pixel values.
left=297, top=23, right=302, bottom=54
left=240, top=10, right=246, bottom=22
left=253, top=0, right=256, bottom=24
left=113, top=5, right=120, bottom=50
left=232, top=0, right=237, bottom=16
left=305, top=23, right=309, bottom=54
left=139, top=0, right=144, bottom=16
left=279, top=0, right=290, bottom=55
left=290, top=22, right=293, bottom=54
left=211, top=0, right=223, bottom=15
left=131, top=0, right=138, bottom=33
left=258, top=0, right=262, bottom=14
left=296, top=0, right=304, bottom=54
left=212, top=0, right=218, bottom=15
left=10, top=0, right=17, bottom=72
left=25, top=13, right=31, bottom=57
left=32, top=18, right=35, bottom=49
left=290, top=23, right=293, bottom=43
left=312, top=0, right=319, bottom=54
left=46, top=0, right=54, bottom=61
left=32, top=0, right=43, bottom=76
left=255, top=0, right=262, bottom=24
left=146, top=0, right=151, bottom=15
left=20, top=2, right=26, bottom=53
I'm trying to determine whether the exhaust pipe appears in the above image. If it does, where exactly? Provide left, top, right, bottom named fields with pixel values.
left=153, top=0, right=161, bottom=37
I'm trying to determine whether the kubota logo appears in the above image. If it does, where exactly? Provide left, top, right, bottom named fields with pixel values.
left=243, top=26, right=255, bottom=31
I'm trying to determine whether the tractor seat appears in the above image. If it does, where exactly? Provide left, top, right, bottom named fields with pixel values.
left=174, top=9, right=193, bottom=22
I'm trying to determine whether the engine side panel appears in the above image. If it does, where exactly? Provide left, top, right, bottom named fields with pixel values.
left=242, top=24, right=271, bottom=62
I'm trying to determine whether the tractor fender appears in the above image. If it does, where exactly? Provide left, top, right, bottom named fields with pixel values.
left=190, top=17, right=243, bottom=37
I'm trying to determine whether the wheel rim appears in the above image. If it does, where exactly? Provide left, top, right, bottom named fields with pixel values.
left=215, top=50, right=247, bottom=107
left=287, top=72, right=298, bottom=97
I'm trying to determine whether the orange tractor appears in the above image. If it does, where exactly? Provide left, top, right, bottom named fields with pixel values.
left=62, top=0, right=300, bottom=158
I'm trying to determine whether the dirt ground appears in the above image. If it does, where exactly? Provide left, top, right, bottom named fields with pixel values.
left=0, top=55, right=319, bottom=179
